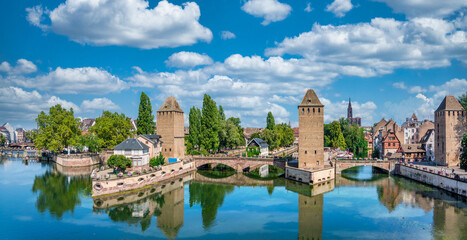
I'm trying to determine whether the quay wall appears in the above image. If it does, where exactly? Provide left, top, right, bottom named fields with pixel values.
left=92, top=160, right=195, bottom=197
left=396, top=164, right=467, bottom=197
left=286, top=166, right=334, bottom=184
left=55, top=153, right=101, bottom=167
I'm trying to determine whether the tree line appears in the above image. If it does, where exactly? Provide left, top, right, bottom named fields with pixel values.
left=186, top=94, right=244, bottom=154
left=34, top=92, right=157, bottom=153
left=324, top=118, right=368, bottom=158
left=250, top=112, right=295, bottom=151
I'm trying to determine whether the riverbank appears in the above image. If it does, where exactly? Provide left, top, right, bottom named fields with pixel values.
left=395, top=163, right=467, bottom=197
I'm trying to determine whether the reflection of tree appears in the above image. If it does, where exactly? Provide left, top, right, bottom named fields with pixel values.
left=189, top=182, right=234, bottom=229
left=32, top=171, right=91, bottom=219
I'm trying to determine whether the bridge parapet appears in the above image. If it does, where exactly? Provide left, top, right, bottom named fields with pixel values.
left=334, top=160, right=396, bottom=174
left=193, top=156, right=286, bottom=172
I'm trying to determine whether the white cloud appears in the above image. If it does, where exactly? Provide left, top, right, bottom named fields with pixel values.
left=26, top=0, right=212, bottom=49
left=305, top=3, right=313, bottom=13
left=221, top=31, right=236, bottom=40
left=81, top=98, right=120, bottom=112
left=165, top=51, right=213, bottom=68
left=266, top=17, right=467, bottom=76
left=7, top=66, right=127, bottom=94
left=0, top=59, right=37, bottom=75
left=371, top=0, right=467, bottom=18
left=392, top=82, right=426, bottom=93
left=241, top=0, right=292, bottom=25
left=0, top=87, right=79, bottom=123
left=326, top=0, right=353, bottom=17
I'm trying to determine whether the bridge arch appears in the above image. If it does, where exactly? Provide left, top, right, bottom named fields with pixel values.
left=335, top=160, right=392, bottom=174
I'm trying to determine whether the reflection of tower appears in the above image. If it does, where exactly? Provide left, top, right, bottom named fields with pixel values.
left=298, top=194, right=323, bottom=240
left=433, top=200, right=467, bottom=240
left=157, top=186, right=184, bottom=239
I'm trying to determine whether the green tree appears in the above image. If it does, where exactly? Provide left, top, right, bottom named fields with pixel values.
left=458, top=92, right=467, bottom=111
left=188, top=107, right=202, bottom=152
left=150, top=153, right=165, bottom=167
left=266, top=112, right=275, bottom=130
left=201, top=94, right=219, bottom=152
left=24, top=130, right=37, bottom=143
left=275, top=123, right=295, bottom=147
left=136, top=92, right=156, bottom=135
left=0, top=134, right=6, bottom=146
left=342, top=124, right=368, bottom=158
left=461, top=134, right=467, bottom=170
left=328, top=121, right=346, bottom=149
left=107, top=155, right=132, bottom=172
left=261, top=128, right=280, bottom=150
left=228, top=117, right=245, bottom=147
left=91, top=111, right=133, bottom=149
left=77, top=133, right=101, bottom=153
left=218, top=105, right=225, bottom=121
left=35, top=104, right=81, bottom=152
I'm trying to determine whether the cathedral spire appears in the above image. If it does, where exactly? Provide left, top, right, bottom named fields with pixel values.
left=347, top=98, right=353, bottom=119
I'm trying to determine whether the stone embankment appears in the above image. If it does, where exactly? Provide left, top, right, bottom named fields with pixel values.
left=395, top=164, right=467, bottom=197
left=55, top=153, right=101, bottom=167
left=91, top=160, right=195, bottom=197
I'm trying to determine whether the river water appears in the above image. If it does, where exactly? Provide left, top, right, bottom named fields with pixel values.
left=0, top=157, right=466, bottom=240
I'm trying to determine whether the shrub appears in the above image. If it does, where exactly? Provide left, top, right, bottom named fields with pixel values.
left=150, top=153, right=165, bottom=167
left=107, top=155, right=132, bottom=173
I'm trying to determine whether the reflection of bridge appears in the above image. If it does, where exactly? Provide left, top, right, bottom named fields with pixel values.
left=194, top=172, right=274, bottom=186
left=333, top=160, right=396, bottom=174
left=193, top=156, right=286, bottom=172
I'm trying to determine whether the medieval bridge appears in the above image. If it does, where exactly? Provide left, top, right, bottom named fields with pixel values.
left=193, top=156, right=286, bottom=172
left=333, top=159, right=397, bottom=174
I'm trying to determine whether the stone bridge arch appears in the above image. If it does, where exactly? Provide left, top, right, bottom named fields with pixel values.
left=334, top=160, right=395, bottom=174
left=193, top=156, right=286, bottom=173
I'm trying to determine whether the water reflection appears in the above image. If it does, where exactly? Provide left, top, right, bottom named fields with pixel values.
left=32, top=170, right=91, bottom=219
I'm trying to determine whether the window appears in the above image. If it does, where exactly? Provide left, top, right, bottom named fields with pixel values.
left=302, top=108, right=304, bottom=114
left=313, top=108, right=315, bottom=113
left=307, top=108, right=310, bottom=113
left=315, top=150, right=317, bottom=154
left=305, top=150, right=307, bottom=154
left=316, top=161, right=319, bottom=165
left=318, top=108, right=320, bottom=113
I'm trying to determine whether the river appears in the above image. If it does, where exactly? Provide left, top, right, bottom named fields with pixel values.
left=0, top=157, right=466, bottom=239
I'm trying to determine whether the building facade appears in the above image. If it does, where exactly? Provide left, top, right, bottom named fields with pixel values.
left=136, top=134, right=163, bottom=160
left=298, top=89, right=324, bottom=169
left=113, top=138, right=150, bottom=169
left=420, top=129, right=435, bottom=161
left=246, top=138, right=269, bottom=156
left=157, top=96, right=185, bottom=162
left=434, top=95, right=466, bottom=166
left=381, top=130, right=401, bottom=158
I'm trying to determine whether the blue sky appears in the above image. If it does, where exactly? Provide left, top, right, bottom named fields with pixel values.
left=0, top=0, right=466, bottom=129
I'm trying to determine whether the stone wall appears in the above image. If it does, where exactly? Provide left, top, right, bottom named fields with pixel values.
left=285, top=166, right=334, bottom=185
left=92, top=160, right=195, bottom=197
left=55, top=153, right=101, bottom=167
left=396, top=164, right=467, bottom=197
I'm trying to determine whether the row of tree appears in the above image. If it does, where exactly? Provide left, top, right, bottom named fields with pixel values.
left=324, top=118, right=368, bottom=158
left=34, top=92, right=157, bottom=153
left=186, top=94, right=245, bottom=154
left=250, top=112, right=295, bottom=150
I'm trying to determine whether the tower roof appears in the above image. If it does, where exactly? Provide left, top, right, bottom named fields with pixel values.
left=348, top=98, right=352, bottom=108
left=435, top=95, right=464, bottom=112
left=298, top=89, right=323, bottom=107
left=157, top=96, right=184, bottom=113
left=411, top=113, right=417, bottom=120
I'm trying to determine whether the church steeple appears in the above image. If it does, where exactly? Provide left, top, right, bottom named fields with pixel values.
left=347, top=98, right=353, bottom=119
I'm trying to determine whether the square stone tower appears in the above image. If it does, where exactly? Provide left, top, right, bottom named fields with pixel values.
left=434, top=95, right=466, bottom=166
left=157, top=96, right=185, bottom=161
left=298, top=89, right=324, bottom=169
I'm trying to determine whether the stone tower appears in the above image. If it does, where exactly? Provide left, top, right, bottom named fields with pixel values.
left=157, top=96, right=185, bottom=161
left=347, top=98, right=353, bottom=119
left=434, top=95, right=466, bottom=166
left=298, top=89, right=324, bottom=169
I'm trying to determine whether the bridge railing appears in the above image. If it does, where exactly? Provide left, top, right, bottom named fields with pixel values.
left=193, top=154, right=275, bottom=160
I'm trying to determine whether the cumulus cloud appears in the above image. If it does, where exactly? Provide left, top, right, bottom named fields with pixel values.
left=165, top=51, right=213, bottom=68
left=221, top=31, right=236, bottom=40
left=266, top=17, right=467, bottom=76
left=392, top=82, right=426, bottom=93
left=6, top=66, right=127, bottom=94
left=326, top=0, right=353, bottom=17
left=0, top=87, right=78, bottom=123
left=241, top=0, right=292, bottom=25
left=371, top=0, right=467, bottom=18
left=81, top=98, right=120, bottom=112
left=0, top=59, right=37, bottom=75
left=305, top=3, right=313, bottom=13
left=26, top=0, right=212, bottom=49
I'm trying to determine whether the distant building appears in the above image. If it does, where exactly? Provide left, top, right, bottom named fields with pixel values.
left=364, top=132, right=373, bottom=158
left=246, top=138, right=269, bottom=156
left=136, top=134, right=163, bottom=160
left=129, top=118, right=138, bottom=133
left=79, top=118, right=95, bottom=134
left=381, top=130, right=401, bottom=158
left=243, top=127, right=263, bottom=139
left=1, top=123, right=15, bottom=143
left=347, top=98, right=361, bottom=127
left=374, top=119, right=404, bottom=157
left=397, top=144, right=426, bottom=162
left=16, top=128, right=25, bottom=143
left=434, top=95, right=466, bottom=166
left=113, top=138, right=150, bottom=169
left=157, top=96, right=185, bottom=162
left=298, top=89, right=324, bottom=169
left=420, top=129, right=435, bottom=161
